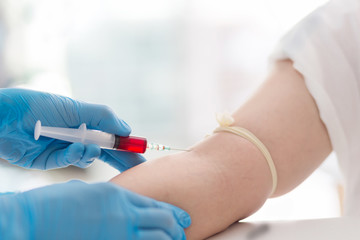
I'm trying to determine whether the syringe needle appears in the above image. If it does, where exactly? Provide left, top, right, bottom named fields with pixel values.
left=168, top=147, right=189, bottom=152
left=147, top=142, right=189, bottom=152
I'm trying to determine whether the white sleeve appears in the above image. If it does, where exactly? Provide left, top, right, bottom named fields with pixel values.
left=270, top=0, right=360, bottom=214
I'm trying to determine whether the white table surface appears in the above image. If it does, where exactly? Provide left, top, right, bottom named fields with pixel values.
left=207, top=217, right=360, bottom=240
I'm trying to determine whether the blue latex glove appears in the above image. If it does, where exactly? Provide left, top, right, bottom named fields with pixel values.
left=0, top=181, right=191, bottom=240
left=0, top=88, right=145, bottom=170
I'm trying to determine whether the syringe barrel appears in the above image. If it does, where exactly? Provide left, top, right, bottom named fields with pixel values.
left=81, top=131, right=148, bottom=153
left=113, top=136, right=147, bottom=153
left=82, top=130, right=115, bottom=149
left=34, top=120, right=147, bottom=154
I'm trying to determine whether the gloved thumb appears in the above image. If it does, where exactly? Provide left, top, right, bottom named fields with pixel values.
left=77, top=102, right=131, bottom=136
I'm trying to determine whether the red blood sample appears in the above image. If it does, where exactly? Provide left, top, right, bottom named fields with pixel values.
left=113, top=136, right=147, bottom=153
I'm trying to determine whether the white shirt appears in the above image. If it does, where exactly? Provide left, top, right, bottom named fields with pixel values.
left=270, top=0, right=360, bottom=216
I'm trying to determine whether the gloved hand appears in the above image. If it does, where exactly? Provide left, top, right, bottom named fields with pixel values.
left=0, top=88, right=144, bottom=170
left=0, top=181, right=191, bottom=240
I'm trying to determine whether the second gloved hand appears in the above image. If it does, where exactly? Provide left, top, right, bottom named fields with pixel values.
left=0, top=181, right=191, bottom=240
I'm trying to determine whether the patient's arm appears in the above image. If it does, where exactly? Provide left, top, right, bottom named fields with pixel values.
left=111, top=59, right=332, bottom=239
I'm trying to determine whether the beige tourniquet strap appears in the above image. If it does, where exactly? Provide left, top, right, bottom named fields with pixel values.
left=214, top=113, right=278, bottom=196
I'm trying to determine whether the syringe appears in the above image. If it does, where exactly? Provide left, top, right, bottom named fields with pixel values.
left=34, top=120, right=187, bottom=154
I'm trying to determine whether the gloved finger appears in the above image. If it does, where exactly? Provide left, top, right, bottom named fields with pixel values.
left=127, top=192, right=191, bottom=229
left=100, top=150, right=146, bottom=172
left=73, top=144, right=101, bottom=168
left=78, top=103, right=131, bottom=136
left=31, top=142, right=85, bottom=169
left=136, top=208, right=186, bottom=240
left=136, top=230, right=171, bottom=240
left=154, top=202, right=192, bottom=229
left=39, top=142, right=85, bottom=169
